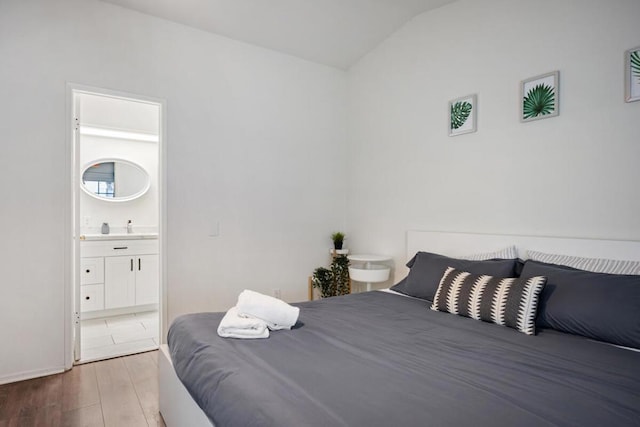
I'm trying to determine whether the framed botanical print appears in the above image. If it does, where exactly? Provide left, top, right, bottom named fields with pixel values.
left=625, top=46, right=640, bottom=102
left=521, top=71, right=559, bottom=122
left=449, top=94, right=477, bottom=136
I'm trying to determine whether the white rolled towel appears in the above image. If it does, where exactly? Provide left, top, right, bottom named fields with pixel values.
left=217, top=306, right=269, bottom=339
left=237, top=289, right=300, bottom=331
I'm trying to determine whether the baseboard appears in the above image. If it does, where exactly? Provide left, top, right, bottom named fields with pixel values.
left=0, top=365, right=66, bottom=385
left=81, top=303, right=158, bottom=320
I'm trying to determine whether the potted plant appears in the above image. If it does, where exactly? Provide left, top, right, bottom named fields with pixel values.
left=331, top=254, right=350, bottom=296
left=311, top=267, right=334, bottom=299
left=311, top=256, right=350, bottom=298
left=331, top=232, right=345, bottom=250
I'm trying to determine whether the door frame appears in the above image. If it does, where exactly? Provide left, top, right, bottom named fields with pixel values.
left=65, top=83, right=167, bottom=368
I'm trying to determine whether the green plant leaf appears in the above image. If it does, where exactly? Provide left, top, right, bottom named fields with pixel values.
left=331, top=255, right=350, bottom=296
left=312, top=255, right=350, bottom=298
left=523, top=83, right=555, bottom=119
left=312, top=267, right=333, bottom=298
left=450, top=101, right=472, bottom=129
left=631, top=50, right=640, bottom=83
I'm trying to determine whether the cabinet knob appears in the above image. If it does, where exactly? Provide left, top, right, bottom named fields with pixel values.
left=86, top=269, right=90, bottom=273
left=85, top=296, right=90, bottom=300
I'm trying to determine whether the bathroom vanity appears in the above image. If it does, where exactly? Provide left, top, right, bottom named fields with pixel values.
left=80, top=234, right=159, bottom=318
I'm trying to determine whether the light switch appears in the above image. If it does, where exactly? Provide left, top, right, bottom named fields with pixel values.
left=208, top=221, right=220, bottom=237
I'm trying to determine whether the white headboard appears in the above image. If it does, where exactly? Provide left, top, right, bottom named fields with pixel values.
left=406, top=230, right=640, bottom=261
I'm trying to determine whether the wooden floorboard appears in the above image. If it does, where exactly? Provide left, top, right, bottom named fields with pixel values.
left=0, top=350, right=165, bottom=427
left=61, top=404, right=104, bottom=427
left=123, top=353, right=163, bottom=426
left=61, top=363, right=100, bottom=413
left=94, top=358, right=149, bottom=427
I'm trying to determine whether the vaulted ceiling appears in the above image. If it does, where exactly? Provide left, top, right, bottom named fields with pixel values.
left=101, top=0, right=458, bottom=69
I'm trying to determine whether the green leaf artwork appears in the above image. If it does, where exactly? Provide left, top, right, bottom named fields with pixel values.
left=631, top=50, right=640, bottom=83
left=451, top=101, right=472, bottom=129
left=523, top=83, right=555, bottom=119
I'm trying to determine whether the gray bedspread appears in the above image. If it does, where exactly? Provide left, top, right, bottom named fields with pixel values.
left=168, top=291, right=640, bottom=427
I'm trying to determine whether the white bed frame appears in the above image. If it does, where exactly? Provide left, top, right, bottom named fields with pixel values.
left=159, top=344, right=215, bottom=426
left=406, top=230, right=640, bottom=262
left=159, top=231, right=640, bottom=426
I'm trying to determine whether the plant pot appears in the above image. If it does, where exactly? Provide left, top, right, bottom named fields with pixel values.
left=330, top=249, right=349, bottom=255
left=334, top=242, right=343, bottom=250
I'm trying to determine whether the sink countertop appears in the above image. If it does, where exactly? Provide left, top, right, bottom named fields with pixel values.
left=80, top=233, right=158, bottom=241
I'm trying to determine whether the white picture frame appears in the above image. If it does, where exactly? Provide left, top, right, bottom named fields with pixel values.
left=625, top=46, right=640, bottom=103
left=520, top=71, right=559, bottom=122
left=448, top=94, right=477, bottom=137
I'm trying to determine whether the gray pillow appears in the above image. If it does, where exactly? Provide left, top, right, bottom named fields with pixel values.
left=521, top=260, right=640, bottom=349
left=390, top=252, right=519, bottom=301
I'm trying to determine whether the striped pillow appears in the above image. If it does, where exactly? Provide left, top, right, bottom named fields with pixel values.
left=527, top=250, right=640, bottom=275
left=460, top=245, right=518, bottom=261
left=431, top=267, right=547, bottom=335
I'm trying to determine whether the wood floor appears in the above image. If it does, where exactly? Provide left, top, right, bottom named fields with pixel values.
left=0, top=351, right=166, bottom=427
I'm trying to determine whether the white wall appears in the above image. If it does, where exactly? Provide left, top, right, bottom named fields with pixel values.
left=81, top=92, right=160, bottom=135
left=346, top=0, right=640, bottom=280
left=0, top=0, right=347, bottom=383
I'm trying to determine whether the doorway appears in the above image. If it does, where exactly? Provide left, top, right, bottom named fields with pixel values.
left=69, top=86, right=165, bottom=364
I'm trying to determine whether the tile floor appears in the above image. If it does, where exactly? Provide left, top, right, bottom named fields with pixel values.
left=80, top=311, right=159, bottom=363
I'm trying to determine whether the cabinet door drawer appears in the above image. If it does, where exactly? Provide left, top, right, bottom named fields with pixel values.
left=81, top=240, right=159, bottom=257
left=81, top=284, right=105, bottom=312
left=104, top=256, right=136, bottom=309
left=135, top=254, right=159, bottom=306
left=80, top=257, right=104, bottom=285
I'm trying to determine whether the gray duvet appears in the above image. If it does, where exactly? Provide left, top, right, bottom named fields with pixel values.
left=168, top=291, right=640, bottom=427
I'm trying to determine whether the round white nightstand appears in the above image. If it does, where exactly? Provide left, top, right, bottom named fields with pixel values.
left=347, top=254, right=392, bottom=292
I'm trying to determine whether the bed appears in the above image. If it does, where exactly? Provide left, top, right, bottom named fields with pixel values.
left=159, top=231, right=640, bottom=426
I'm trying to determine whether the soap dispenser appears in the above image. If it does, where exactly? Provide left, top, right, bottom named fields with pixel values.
left=127, top=220, right=133, bottom=234
left=101, top=222, right=110, bottom=234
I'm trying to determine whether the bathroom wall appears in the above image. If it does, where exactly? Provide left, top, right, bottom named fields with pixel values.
left=79, top=93, right=159, bottom=234
left=79, top=135, right=159, bottom=234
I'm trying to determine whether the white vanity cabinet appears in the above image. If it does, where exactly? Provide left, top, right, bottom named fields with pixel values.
left=80, top=238, right=159, bottom=314
left=104, top=254, right=159, bottom=308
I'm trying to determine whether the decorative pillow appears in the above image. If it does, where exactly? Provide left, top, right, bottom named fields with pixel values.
left=431, top=267, right=547, bottom=335
left=390, top=252, right=519, bottom=301
left=527, top=250, right=640, bottom=275
left=521, top=260, right=640, bottom=349
left=459, top=245, right=518, bottom=261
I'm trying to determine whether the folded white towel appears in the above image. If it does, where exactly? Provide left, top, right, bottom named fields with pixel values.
left=236, top=289, right=300, bottom=331
left=217, top=307, right=269, bottom=339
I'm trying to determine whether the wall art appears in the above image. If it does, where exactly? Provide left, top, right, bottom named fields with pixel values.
left=449, top=94, right=477, bottom=136
left=521, top=71, right=559, bottom=122
left=625, top=46, right=640, bottom=102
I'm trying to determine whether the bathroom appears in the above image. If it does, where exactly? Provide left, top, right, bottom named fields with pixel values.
left=75, top=90, right=162, bottom=363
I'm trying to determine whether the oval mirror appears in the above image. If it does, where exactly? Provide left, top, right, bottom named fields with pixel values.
left=81, top=159, right=150, bottom=202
